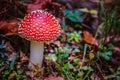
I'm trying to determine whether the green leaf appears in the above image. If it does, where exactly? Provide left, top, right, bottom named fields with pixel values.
left=99, top=44, right=106, bottom=50
left=89, top=53, right=95, bottom=60
left=97, top=51, right=112, bottom=61
left=104, top=75, right=116, bottom=79
left=79, top=8, right=98, bottom=15
left=104, top=55, right=110, bottom=61
left=68, top=63, right=73, bottom=69
left=108, top=43, right=114, bottom=50
left=45, top=54, right=57, bottom=62
left=64, top=63, right=73, bottom=69
left=105, top=51, right=112, bottom=56
left=63, top=9, right=84, bottom=23
left=77, top=71, right=84, bottom=77
left=117, top=69, right=120, bottom=80
left=66, top=31, right=81, bottom=42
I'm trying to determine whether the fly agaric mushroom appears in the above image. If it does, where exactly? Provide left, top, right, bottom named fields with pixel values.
left=18, top=10, right=60, bottom=66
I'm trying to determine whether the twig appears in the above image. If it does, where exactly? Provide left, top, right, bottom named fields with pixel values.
left=80, top=44, right=87, bottom=70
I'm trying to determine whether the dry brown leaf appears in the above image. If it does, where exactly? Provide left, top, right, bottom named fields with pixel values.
left=54, top=41, right=61, bottom=47
left=5, top=41, right=15, bottom=53
left=0, top=19, right=18, bottom=36
left=0, top=21, right=7, bottom=29
left=0, top=65, right=8, bottom=72
left=113, top=47, right=120, bottom=52
left=20, top=51, right=29, bottom=61
left=44, top=76, right=64, bottom=80
left=68, top=56, right=74, bottom=61
left=7, top=52, right=16, bottom=61
left=25, top=71, right=34, bottom=78
left=83, top=31, right=98, bottom=46
left=25, top=63, right=43, bottom=79
left=27, top=3, right=41, bottom=13
left=5, top=41, right=16, bottom=61
left=27, top=0, right=52, bottom=13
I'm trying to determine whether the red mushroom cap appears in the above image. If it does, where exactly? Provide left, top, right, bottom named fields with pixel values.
left=18, top=10, right=60, bottom=41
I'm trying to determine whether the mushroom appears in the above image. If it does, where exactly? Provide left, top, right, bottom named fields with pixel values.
left=18, top=10, right=60, bottom=66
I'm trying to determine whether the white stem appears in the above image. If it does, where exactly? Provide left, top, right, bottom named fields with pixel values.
left=30, top=41, right=44, bottom=66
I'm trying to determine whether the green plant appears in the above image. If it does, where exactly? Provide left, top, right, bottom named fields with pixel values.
left=103, top=67, right=120, bottom=80
left=97, top=43, right=114, bottom=61
left=116, top=67, right=120, bottom=80
left=63, top=9, right=84, bottom=23
left=66, top=31, right=81, bottom=42
left=97, top=0, right=120, bottom=43
left=51, top=44, right=93, bottom=80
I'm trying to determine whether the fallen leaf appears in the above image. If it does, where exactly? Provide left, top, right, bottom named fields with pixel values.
left=83, top=31, right=98, bottom=46
left=7, top=53, right=16, bottom=61
left=25, top=71, right=34, bottom=78
left=44, top=76, right=64, bottom=80
left=27, top=0, right=52, bottom=13
left=113, top=47, right=120, bottom=52
left=54, top=41, right=61, bottom=47
left=8, top=71, right=17, bottom=79
left=68, top=56, right=74, bottom=61
left=25, top=64, right=43, bottom=79
left=5, top=41, right=15, bottom=53
left=0, top=19, right=18, bottom=36
left=20, top=51, right=29, bottom=61
left=0, top=65, right=7, bottom=72
left=27, top=2, right=41, bottom=13
left=5, top=41, right=16, bottom=62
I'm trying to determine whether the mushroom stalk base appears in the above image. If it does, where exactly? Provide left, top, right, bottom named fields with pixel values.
left=30, top=41, right=44, bottom=66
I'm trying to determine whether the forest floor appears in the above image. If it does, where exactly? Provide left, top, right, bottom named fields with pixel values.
left=0, top=0, right=120, bottom=80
